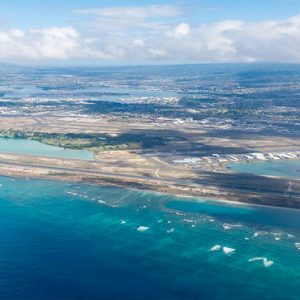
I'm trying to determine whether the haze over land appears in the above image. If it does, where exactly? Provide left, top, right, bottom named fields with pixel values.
left=1, top=2, right=300, bottom=300
left=0, top=63, right=300, bottom=208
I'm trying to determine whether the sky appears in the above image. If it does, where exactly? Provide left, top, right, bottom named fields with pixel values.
left=1, top=0, right=300, bottom=65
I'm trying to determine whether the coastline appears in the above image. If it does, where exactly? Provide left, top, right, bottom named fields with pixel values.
left=0, top=142, right=299, bottom=210
left=1, top=167, right=300, bottom=211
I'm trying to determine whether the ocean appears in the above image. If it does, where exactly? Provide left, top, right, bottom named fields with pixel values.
left=0, top=176, right=299, bottom=299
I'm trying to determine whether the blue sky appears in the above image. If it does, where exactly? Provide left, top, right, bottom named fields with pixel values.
left=1, top=0, right=300, bottom=64
left=2, top=0, right=300, bottom=28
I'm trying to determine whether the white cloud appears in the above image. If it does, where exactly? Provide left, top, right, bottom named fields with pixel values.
left=74, top=5, right=181, bottom=19
left=30, top=27, right=80, bottom=59
left=149, top=48, right=167, bottom=57
left=74, top=5, right=181, bottom=35
left=198, top=20, right=243, bottom=58
left=134, top=39, right=145, bottom=47
left=166, top=23, right=190, bottom=38
left=1, top=8, right=300, bottom=64
left=0, top=26, right=114, bottom=62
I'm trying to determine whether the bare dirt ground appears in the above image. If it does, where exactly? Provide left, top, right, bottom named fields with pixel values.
left=1, top=113, right=300, bottom=209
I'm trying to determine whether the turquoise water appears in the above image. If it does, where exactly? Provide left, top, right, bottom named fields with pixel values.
left=0, top=176, right=299, bottom=299
left=0, top=138, right=94, bottom=160
left=229, top=160, right=300, bottom=179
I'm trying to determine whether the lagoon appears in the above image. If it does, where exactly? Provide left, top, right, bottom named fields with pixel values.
left=0, top=138, right=94, bottom=160
left=229, top=159, right=300, bottom=179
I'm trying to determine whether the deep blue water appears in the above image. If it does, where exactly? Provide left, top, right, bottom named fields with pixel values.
left=0, top=176, right=299, bottom=299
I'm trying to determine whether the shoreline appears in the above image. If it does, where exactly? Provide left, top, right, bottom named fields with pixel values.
left=0, top=173, right=270, bottom=210
left=1, top=169, right=300, bottom=212
left=0, top=143, right=299, bottom=211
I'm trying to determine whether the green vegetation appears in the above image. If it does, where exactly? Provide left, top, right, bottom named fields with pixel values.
left=0, top=129, right=166, bottom=153
left=48, top=172, right=73, bottom=176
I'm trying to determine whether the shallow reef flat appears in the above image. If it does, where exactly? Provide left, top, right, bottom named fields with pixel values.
left=0, top=176, right=299, bottom=299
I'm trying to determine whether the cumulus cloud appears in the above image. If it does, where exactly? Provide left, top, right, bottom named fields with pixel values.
left=149, top=48, right=167, bottom=57
left=134, top=39, right=145, bottom=47
left=1, top=7, right=300, bottom=64
left=198, top=20, right=243, bottom=58
left=166, top=23, right=190, bottom=38
left=0, top=26, right=113, bottom=62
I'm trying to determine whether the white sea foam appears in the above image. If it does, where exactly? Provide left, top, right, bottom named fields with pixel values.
left=183, top=219, right=194, bottom=223
left=223, top=224, right=232, bottom=230
left=97, top=200, right=106, bottom=204
left=249, top=257, right=265, bottom=262
left=223, top=247, right=236, bottom=255
left=210, top=245, right=222, bottom=251
left=263, top=259, right=274, bottom=267
left=253, top=231, right=268, bottom=238
left=166, top=228, right=175, bottom=234
left=175, top=211, right=184, bottom=216
left=295, top=242, right=300, bottom=250
left=67, top=192, right=78, bottom=196
left=248, top=257, right=274, bottom=267
left=137, top=226, right=149, bottom=232
left=222, top=223, right=242, bottom=230
left=120, top=220, right=126, bottom=224
left=271, top=232, right=282, bottom=240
